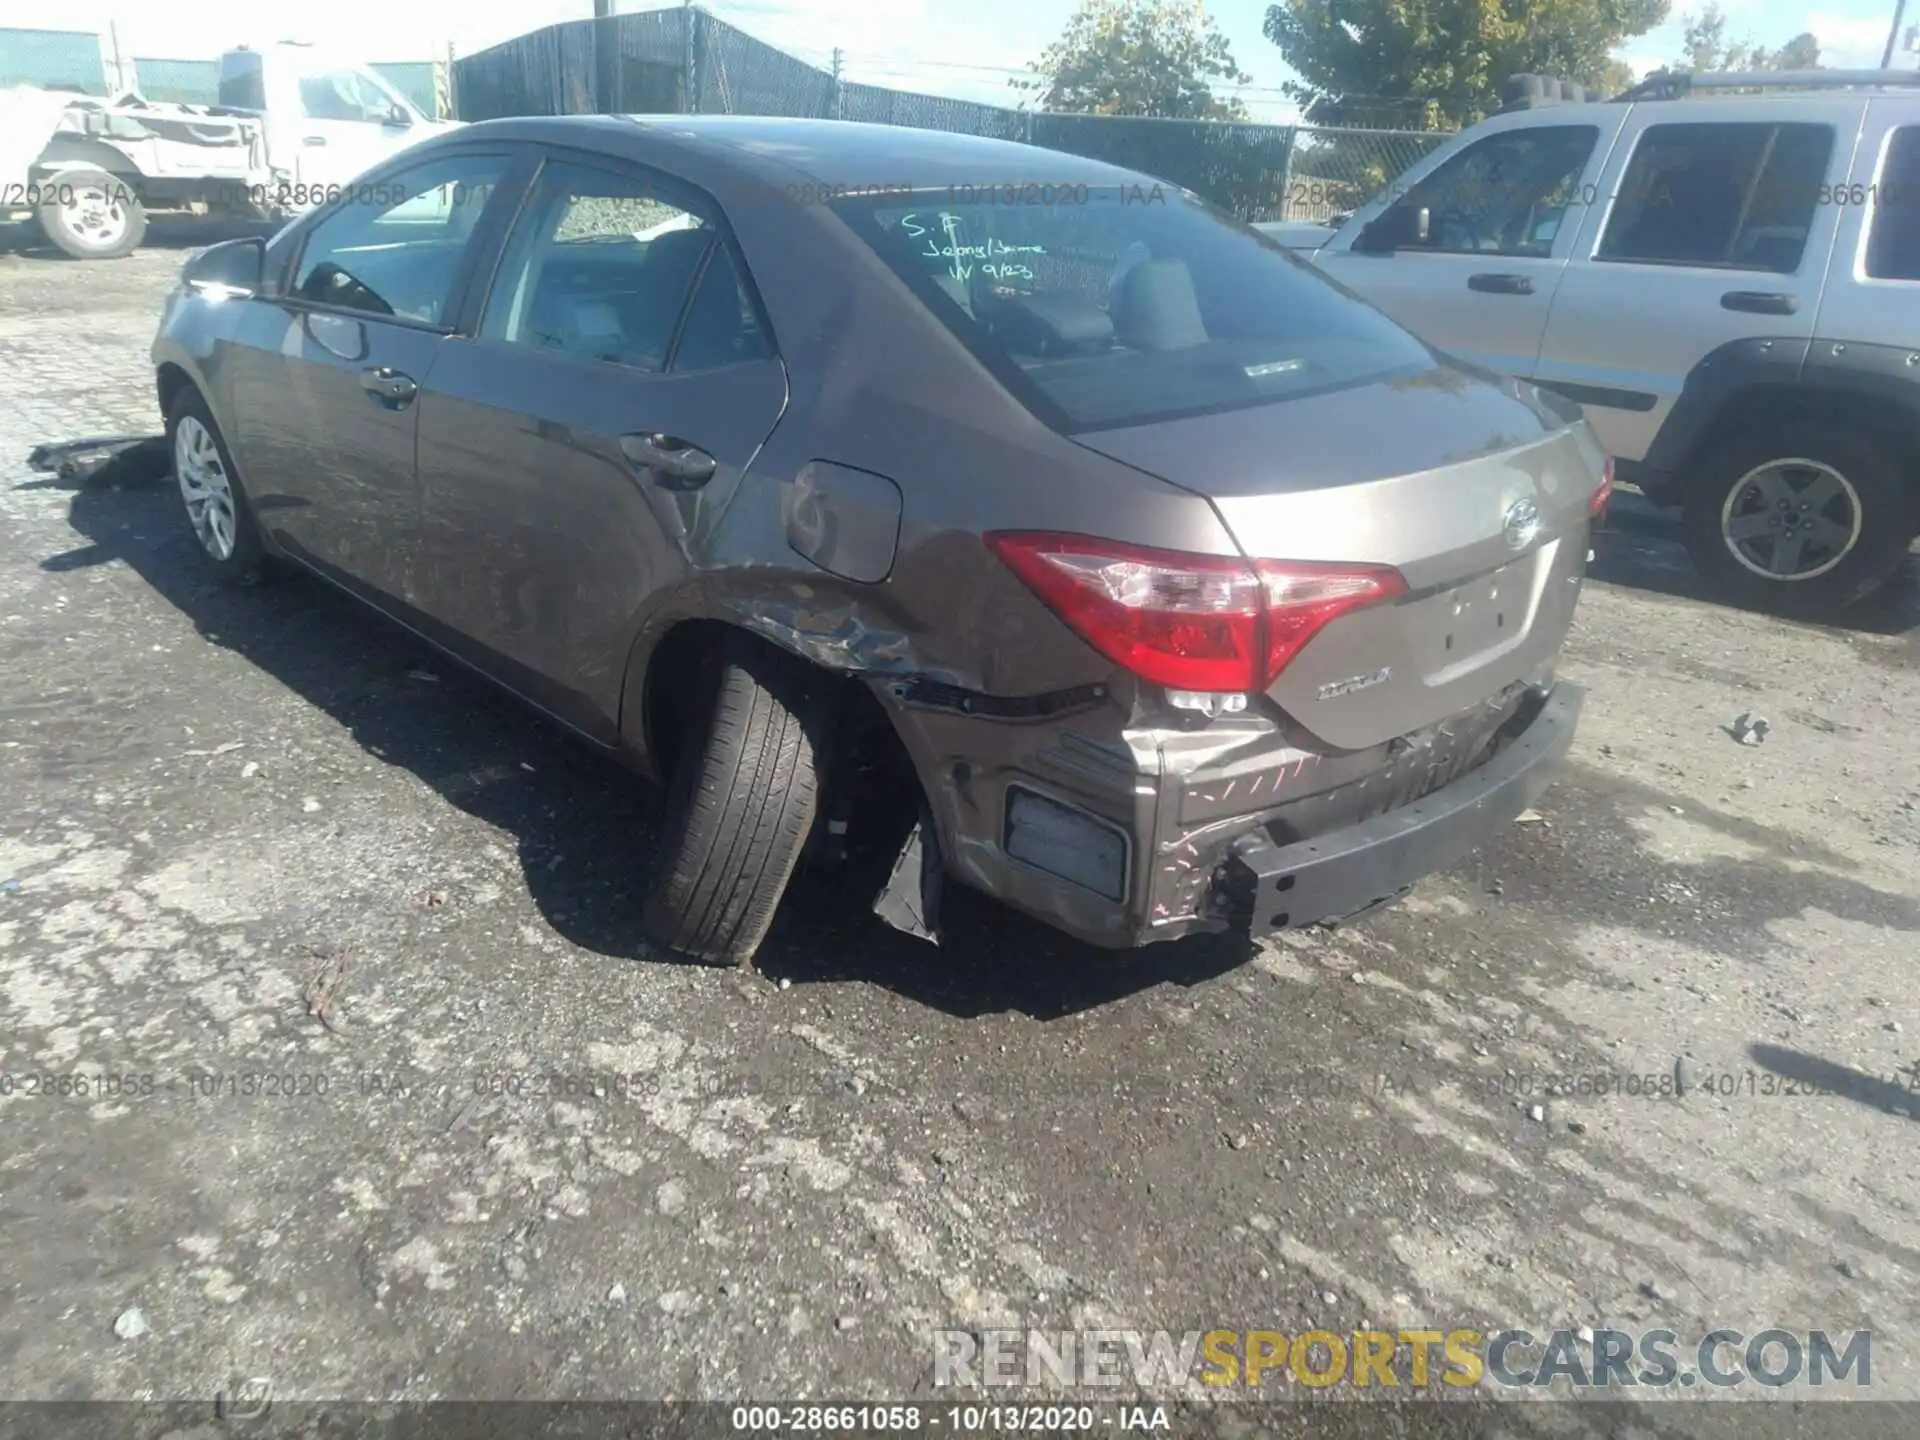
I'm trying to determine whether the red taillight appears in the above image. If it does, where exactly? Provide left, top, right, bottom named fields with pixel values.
left=1257, top=560, right=1408, bottom=678
left=986, top=532, right=1404, bottom=694
left=1590, top=456, right=1615, bottom=517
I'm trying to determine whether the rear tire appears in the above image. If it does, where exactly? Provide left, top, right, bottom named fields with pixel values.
left=36, top=167, right=147, bottom=259
left=1681, top=422, right=1915, bottom=617
left=642, top=635, right=824, bottom=966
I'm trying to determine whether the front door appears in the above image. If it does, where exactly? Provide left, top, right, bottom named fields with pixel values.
left=1315, top=119, right=1620, bottom=378
left=288, top=62, right=425, bottom=195
left=231, top=149, right=522, bottom=604
left=410, top=153, right=788, bottom=739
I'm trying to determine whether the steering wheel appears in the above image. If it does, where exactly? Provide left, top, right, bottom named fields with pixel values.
left=1435, top=207, right=1487, bottom=252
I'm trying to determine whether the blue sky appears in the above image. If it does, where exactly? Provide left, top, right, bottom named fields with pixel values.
left=8, top=0, right=1913, bottom=121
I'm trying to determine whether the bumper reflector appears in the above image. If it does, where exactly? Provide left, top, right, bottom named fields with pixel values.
left=1005, top=787, right=1129, bottom=902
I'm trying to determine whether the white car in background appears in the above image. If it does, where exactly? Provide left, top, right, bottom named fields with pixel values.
left=3, top=42, right=456, bottom=259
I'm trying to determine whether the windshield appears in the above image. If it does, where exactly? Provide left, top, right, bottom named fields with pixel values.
left=833, top=186, right=1435, bottom=432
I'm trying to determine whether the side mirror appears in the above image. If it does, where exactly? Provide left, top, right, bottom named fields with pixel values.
left=384, top=104, right=413, bottom=128
left=183, top=236, right=265, bottom=295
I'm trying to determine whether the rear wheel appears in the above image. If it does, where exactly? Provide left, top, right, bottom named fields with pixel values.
left=642, top=634, right=824, bottom=966
left=36, top=167, right=147, bottom=259
left=1681, top=422, right=1915, bottom=616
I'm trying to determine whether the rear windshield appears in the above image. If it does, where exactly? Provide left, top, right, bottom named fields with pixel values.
left=833, top=186, right=1435, bottom=432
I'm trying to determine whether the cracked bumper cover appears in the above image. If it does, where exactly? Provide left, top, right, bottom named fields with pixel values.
left=1224, top=683, right=1582, bottom=935
left=881, top=680, right=1582, bottom=949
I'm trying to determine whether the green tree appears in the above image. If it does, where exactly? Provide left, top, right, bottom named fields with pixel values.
left=1264, top=0, right=1669, bottom=129
left=1016, top=0, right=1253, bottom=119
left=1675, top=4, right=1821, bottom=70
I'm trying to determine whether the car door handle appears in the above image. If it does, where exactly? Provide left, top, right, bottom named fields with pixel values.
left=1721, top=290, right=1798, bottom=315
left=1468, top=273, right=1534, bottom=295
left=620, top=433, right=716, bottom=488
left=303, top=134, right=327, bottom=147
left=360, top=366, right=417, bottom=406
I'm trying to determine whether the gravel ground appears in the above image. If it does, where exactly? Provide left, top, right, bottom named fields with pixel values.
left=2, top=225, right=1919, bottom=1429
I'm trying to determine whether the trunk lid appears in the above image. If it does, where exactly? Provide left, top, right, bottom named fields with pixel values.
left=1072, top=369, right=1603, bottom=750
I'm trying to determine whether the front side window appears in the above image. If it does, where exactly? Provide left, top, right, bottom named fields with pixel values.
left=299, top=68, right=399, bottom=123
left=481, top=160, right=766, bottom=372
left=835, top=187, right=1434, bottom=432
left=290, top=153, right=507, bottom=324
left=1599, top=122, right=1833, bottom=271
left=1866, top=126, right=1920, bottom=281
left=1368, top=126, right=1600, bottom=257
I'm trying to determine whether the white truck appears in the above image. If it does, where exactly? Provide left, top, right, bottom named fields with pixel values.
left=1, top=42, right=455, bottom=259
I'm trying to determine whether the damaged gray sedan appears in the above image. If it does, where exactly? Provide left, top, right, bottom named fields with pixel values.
left=151, top=115, right=1607, bottom=965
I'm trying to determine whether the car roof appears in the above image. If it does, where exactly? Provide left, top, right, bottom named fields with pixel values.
left=454, top=113, right=1158, bottom=193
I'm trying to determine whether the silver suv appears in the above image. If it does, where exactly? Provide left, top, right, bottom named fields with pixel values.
left=1273, top=70, right=1920, bottom=614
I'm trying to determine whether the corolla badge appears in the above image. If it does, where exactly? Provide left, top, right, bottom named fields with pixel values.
left=1503, top=497, right=1543, bottom=551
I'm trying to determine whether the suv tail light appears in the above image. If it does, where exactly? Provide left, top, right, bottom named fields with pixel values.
left=985, top=531, right=1405, bottom=694
left=1590, top=456, right=1615, bottom=517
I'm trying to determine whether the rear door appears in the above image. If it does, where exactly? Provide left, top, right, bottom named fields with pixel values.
left=1533, top=100, right=1864, bottom=460
left=409, top=151, right=788, bottom=740
left=1314, top=115, right=1622, bottom=377
left=229, top=148, right=527, bottom=604
left=1805, top=99, right=1920, bottom=353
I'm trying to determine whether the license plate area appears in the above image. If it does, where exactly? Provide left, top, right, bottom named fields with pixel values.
left=1423, top=554, right=1537, bottom=680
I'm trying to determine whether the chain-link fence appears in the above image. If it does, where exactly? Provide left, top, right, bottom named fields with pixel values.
left=1280, top=125, right=1453, bottom=220
left=451, top=7, right=1455, bottom=221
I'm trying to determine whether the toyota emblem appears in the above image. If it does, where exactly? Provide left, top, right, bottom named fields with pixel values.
left=1503, top=498, right=1543, bottom=551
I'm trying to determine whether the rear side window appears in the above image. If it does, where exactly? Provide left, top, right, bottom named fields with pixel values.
left=833, top=188, right=1435, bottom=432
left=1599, top=122, right=1833, bottom=271
left=480, top=160, right=767, bottom=372
left=1866, top=126, right=1920, bottom=280
left=670, top=242, right=774, bottom=371
left=290, top=153, right=507, bottom=324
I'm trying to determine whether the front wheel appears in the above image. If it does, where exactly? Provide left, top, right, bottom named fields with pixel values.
left=641, top=635, right=825, bottom=966
left=36, top=167, right=147, bottom=259
left=165, top=386, right=277, bottom=584
left=1680, top=424, right=1915, bottom=617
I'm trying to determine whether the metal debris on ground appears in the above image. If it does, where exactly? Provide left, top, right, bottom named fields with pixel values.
left=302, top=946, right=353, bottom=1035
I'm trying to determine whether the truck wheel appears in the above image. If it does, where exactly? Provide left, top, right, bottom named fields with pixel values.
left=1681, top=423, right=1915, bottom=617
left=37, top=167, right=147, bottom=259
left=166, top=385, right=277, bottom=585
left=642, top=635, right=824, bottom=967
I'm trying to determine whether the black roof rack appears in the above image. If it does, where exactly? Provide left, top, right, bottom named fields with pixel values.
left=1610, top=66, right=1920, bottom=102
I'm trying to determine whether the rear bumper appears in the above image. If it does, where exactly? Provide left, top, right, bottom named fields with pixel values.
left=1224, top=683, right=1582, bottom=935
left=881, top=678, right=1582, bottom=951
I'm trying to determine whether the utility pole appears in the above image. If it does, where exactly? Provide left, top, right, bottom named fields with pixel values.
left=831, top=47, right=844, bottom=120
left=594, top=0, right=616, bottom=113
left=103, top=20, right=130, bottom=96
left=1884, top=0, right=1909, bottom=67
left=683, top=0, right=699, bottom=114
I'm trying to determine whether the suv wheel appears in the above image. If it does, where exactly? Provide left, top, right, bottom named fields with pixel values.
left=642, top=634, right=824, bottom=966
left=1681, top=424, right=1915, bottom=616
